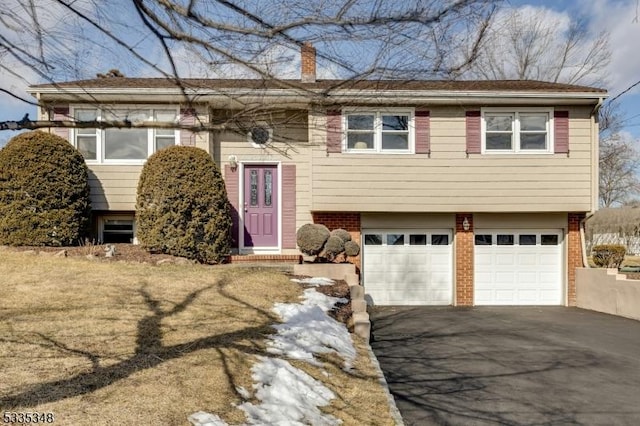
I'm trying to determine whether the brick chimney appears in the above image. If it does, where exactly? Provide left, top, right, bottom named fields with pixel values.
left=301, top=42, right=316, bottom=83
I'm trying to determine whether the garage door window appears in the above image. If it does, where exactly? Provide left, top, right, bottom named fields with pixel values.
left=387, top=234, right=404, bottom=245
left=519, top=234, right=536, bottom=245
left=475, top=235, right=493, bottom=245
left=541, top=234, right=559, bottom=245
left=497, top=234, right=514, bottom=245
left=410, top=234, right=427, bottom=245
left=364, top=234, right=382, bottom=245
left=432, top=234, right=449, bottom=245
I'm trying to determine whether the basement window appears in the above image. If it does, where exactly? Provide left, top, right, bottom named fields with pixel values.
left=101, top=217, right=136, bottom=244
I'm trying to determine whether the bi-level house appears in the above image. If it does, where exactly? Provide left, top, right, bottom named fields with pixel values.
left=29, top=45, right=606, bottom=307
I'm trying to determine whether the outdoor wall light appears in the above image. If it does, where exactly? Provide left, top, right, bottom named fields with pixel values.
left=228, top=155, right=238, bottom=171
left=462, top=217, right=470, bottom=231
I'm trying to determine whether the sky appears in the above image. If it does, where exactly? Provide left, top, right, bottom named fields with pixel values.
left=1, top=0, right=639, bottom=146
left=189, top=277, right=355, bottom=425
left=507, top=0, right=640, bottom=137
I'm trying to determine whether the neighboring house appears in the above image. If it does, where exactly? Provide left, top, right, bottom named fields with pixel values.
left=587, top=207, right=640, bottom=255
left=28, top=45, right=606, bottom=307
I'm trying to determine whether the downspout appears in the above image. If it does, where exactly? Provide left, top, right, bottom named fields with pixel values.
left=580, top=212, right=594, bottom=267
left=581, top=97, right=605, bottom=267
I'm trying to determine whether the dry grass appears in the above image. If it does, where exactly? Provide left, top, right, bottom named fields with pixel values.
left=0, top=250, right=394, bottom=425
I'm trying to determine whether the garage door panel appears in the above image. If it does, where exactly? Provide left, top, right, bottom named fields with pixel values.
left=517, top=271, right=537, bottom=285
left=540, top=290, right=562, bottom=304
left=379, top=281, right=428, bottom=292
left=475, top=229, right=562, bottom=305
left=430, top=252, right=451, bottom=265
left=517, top=253, right=538, bottom=266
left=386, top=272, right=426, bottom=284
left=430, top=272, right=452, bottom=285
left=516, top=289, right=539, bottom=304
left=540, top=253, right=561, bottom=266
left=495, top=290, right=516, bottom=303
left=495, top=271, right=516, bottom=284
left=364, top=229, right=453, bottom=306
left=495, top=253, right=516, bottom=266
left=475, top=253, right=493, bottom=266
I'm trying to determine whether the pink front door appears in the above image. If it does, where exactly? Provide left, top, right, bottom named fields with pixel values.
left=243, top=165, right=278, bottom=247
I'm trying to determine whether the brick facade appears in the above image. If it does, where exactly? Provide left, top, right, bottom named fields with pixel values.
left=455, top=213, right=474, bottom=306
left=312, top=212, right=361, bottom=271
left=567, top=212, right=585, bottom=306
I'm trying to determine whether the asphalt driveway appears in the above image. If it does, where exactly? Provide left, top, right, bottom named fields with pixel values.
left=370, top=307, right=640, bottom=425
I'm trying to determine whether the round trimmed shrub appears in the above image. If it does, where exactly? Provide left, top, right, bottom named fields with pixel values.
left=297, top=223, right=330, bottom=255
left=136, top=146, right=231, bottom=263
left=344, top=240, right=360, bottom=257
left=0, top=131, right=91, bottom=246
left=324, top=235, right=345, bottom=258
left=330, top=228, right=352, bottom=242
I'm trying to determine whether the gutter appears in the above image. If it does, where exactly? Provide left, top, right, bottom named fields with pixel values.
left=581, top=96, right=605, bottom=268
left=29, top=86, right=607, bottom=103
left=580, top=212, right=595, bottom=268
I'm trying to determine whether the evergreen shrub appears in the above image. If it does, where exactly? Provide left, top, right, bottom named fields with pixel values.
left=136, top=146, right=231, bottom=263
left=0, top=131, right=90, bottom=246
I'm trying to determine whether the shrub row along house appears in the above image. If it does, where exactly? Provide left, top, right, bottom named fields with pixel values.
left=28, top=45, right=606, bottom=307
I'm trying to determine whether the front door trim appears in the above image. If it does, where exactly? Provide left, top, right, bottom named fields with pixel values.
left=238, top=161, right=282, bottom=253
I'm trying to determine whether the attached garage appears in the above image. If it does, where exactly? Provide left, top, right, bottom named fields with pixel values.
left=474, top=230, right=564, bottom=305
left=362, top=229, right=453, bottom=305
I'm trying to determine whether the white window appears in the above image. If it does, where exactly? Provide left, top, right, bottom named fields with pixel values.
left=72, top=107, right=179, bottom=164
left=482, top=109, right=553, bottom=154
left=99, top=215, right=136, bottom=244
left=344, top=110, right=414, bottom=153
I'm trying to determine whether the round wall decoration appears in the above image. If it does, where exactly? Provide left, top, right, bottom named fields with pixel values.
left=248, top=123, right=272, bottom=148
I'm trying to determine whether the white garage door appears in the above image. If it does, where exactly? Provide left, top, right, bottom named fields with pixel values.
left=474, top=230, right=563, bottom=305
left=363, top=229, right=453, bottom=305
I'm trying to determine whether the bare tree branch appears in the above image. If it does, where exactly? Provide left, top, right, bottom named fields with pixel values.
left=0, top=0, right=498, bottom=118
left=462, top=6, right=611, bottom=87
left=599, top=133, right=640, bottom=207
left=0, top=118, right=221, bottom=132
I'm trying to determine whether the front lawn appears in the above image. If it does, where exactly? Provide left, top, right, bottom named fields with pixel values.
left=0, top=250, right=392, bottom=425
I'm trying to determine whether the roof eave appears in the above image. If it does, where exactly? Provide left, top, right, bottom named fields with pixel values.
left=29, top=86, right=607, bottom=106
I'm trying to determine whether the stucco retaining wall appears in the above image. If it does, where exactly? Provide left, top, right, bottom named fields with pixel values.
left=576, top=268, right=640, bottom=321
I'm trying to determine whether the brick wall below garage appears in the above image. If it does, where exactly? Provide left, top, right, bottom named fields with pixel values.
left=312, top=212, right=361, bottom=272
left=568, top=213, right=585, bottom=306
left=455, top=213, right=474, bottom=306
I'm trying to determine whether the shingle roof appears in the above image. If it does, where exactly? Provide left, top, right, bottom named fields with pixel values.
left=31, top=77, right=607, bottom=93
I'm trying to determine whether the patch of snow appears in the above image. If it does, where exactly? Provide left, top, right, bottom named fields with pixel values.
left=188, top=411, right=229, bottom=426
left=235, top=386, right=251, bottom=399
left=268, top=289, right=355, bottom=368
left=190, top=278, right=354, bottom=426
left=290, top=277, right=335, bottom=286
left=238, top=356, right=341, bottom=425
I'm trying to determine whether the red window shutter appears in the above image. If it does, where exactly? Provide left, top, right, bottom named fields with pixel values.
left=415, top=110, right=430, bottom=155
left=180, top=108, right=196, bottom=146
left=281, top=164, right=297, bottom=249
left=466, top=110, right=481, bottom=154
left=554, top=111, right=569, bottom=154
left=224, top=165, right=240, bottom=248
left=326, top=109, right=342, bottom=153
left=52, top=107, right=70, bottom=141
